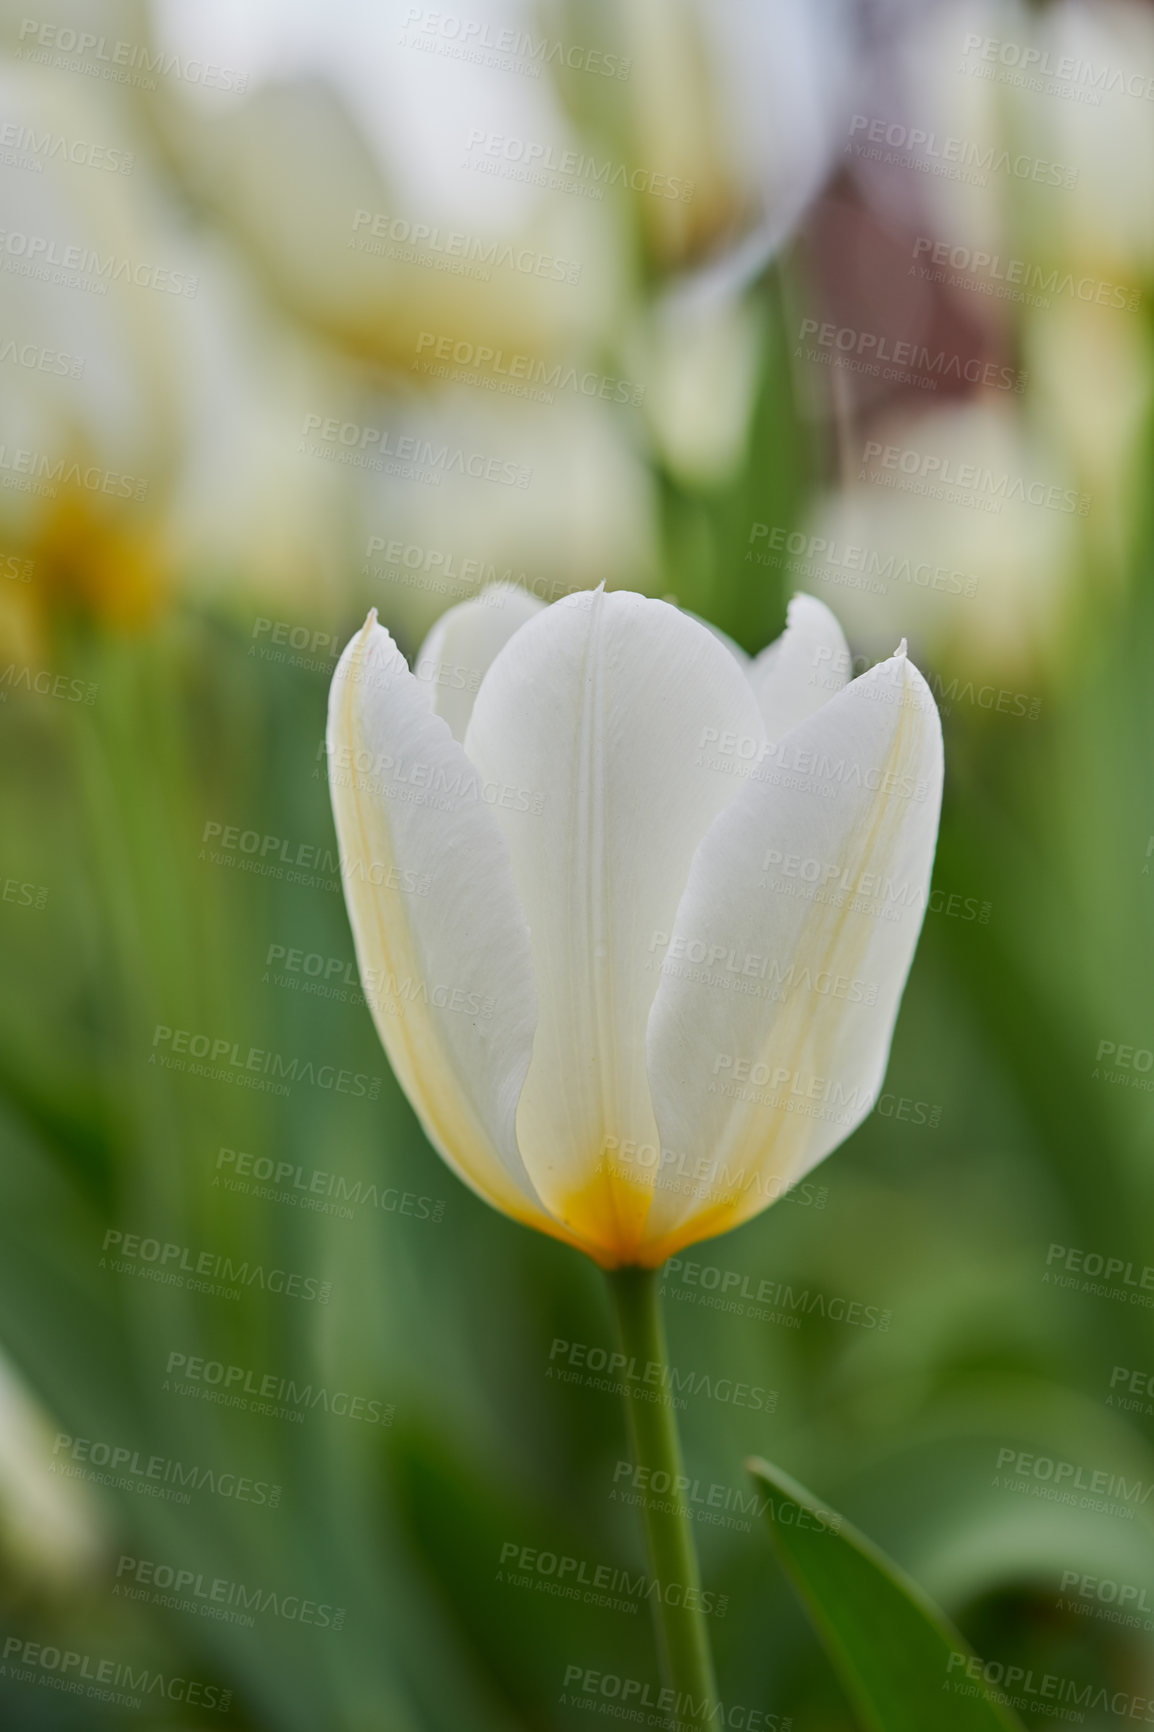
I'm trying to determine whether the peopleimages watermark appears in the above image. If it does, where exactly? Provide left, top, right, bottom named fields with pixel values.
left=1, top=1638, right=231, bottom=1716
left=599, top=1137, right=829, bottom=1211
left=755, top=844, right=993, bottom=925
left=100, top=1228, right=333, bottom=1306
left=796, top=318, right=1026, bottom=394
left=1108, top=1364, right=1154, bottom=1420
left=0, top=121, right=134, bottom=175
left=1, top=548, right=35, bottom=583
left=1, top=876, right=49, bottom=909
left=874, top=1091, right=943, bottom=1127
left=16, top=19, right=247, bottom=91
left=263, top=937, right=500, bottom=1025
left=693, top=720, right=935, bottom=802
left=462, top=130, right=694, bottom=203
left=412, top=330, right=644, bottom=406
left=113, top=1556, right=345, bottom=1631
left=363, top=535, right=505, bottom=597
left=648, top=929, right=881, bottom=1010
left=0, top=336, right=85, bottom=377
left=399, top=9, right=631, bottom=81
left=846, top=114, right=1078, bottom=189
left=214, top=1143, right=446, bottom=1226
left=559, top=1662, right=790, bottom=1729
left=297, top=413, right=532, bottom=488
left=992, top=1445, right=1154, bottom=1520
left=746, top=522, right=979, bottom=602
left=199, top=817, right=431, bottom=898
left=798, top=643, right=943, bottom=710
left=317, top=737, right=546, bottom=817
left=910, top=236, right=1141, bottom=313
left=959, top=31, right=1154, bottom=105
left=350, top=207, right=581, bottom=283
left=163, top=1350, right=395, bottom=1429
left=1058, top=1571, right=1154, bottom=1634
left=610, top=1460, right=773, bottom=1536
left=363, top=535, right=585, bottom=606
left=609, top=1461, right=840, bottom=1550
left=1092, top=1038, right=1154, bottom=1094
left=945, top=1648, right=1154, bottom=1722
left=0, top=228, right=197, bottom=296
left=706, top=1057, right=872, bottom=1139
left=1044, top=1242, right=1154, bottom=1307
left=546, top=1337, right=777, bottom=1413
left=706, top=1053, right=942, bottom=1138
left=249, top=615, right=340, bottom=675
left=50, top=1431, right=282, bottom=1509
left=0, top=663, right=97, bottom=704
left=0, top=446, right=148, bottom=501
left=663, top=1255, right=892, bottom=1334
left=497, top=1540, right=728, bottom=1618
left=859, top=439, right=1092, bottom=517
left=149, top=1022, right=381, bottom=1102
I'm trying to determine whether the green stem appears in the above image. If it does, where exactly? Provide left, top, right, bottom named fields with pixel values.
left=606, top=1265, right=720, bottom=1728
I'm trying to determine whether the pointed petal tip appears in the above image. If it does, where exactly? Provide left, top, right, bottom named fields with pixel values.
left=896, top=637, right=908, bottom=659
left=352, top=607, right=379, bottom=646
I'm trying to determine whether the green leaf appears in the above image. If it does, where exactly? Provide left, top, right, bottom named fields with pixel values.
left=747, top=1456, right=1023, bottom=1732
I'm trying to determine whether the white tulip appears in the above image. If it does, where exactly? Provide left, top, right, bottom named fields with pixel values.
left=327, top=587, right=942, bottom=1268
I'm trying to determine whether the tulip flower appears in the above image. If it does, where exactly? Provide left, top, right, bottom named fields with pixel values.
left=327, top=581, right=942, bottom=1717
left=327, top=584, right=942, bottom=1267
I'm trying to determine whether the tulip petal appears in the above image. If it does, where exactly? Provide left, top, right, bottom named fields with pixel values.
left=415, top=582, right=546, bottom=742
left=464, top=589, right=766, bottom=1265
left=327, top=613, right=590, bottom=1253
left=684, top=610, right=750, bottom=670
left=643, top=647, right=943, bottom=1263
left=749, top=592, right=851, bottom=743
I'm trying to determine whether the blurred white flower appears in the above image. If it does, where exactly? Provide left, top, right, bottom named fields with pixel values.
left=0, top=60, right=193, bottom=632
left=634, top=295, right=761, bottom=486
left=1024, top=297, right=1152, bottom=564
left=167, top=243, right=360, bottom=619
left=151, top=0, right=625, bottom=361
left=619, top=0, right=853, bottom=289
left=0, top=1354, right=105, bottom=1585
left=1031, top=0, right=1154, bottom=277
left=801, top=398, right=1085, bottom=681
left=872, top=0, right=1154, bottom=276
left=353, top=390, right=659, bottom=646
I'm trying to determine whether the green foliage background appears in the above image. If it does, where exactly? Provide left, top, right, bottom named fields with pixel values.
left=2, top=2, right=1154, bottom=1727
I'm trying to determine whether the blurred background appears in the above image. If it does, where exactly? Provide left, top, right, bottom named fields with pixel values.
left=1, top=0, right=1153, bottom=1726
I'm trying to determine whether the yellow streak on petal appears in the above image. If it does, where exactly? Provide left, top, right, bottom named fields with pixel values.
left=645, top=660, right=931, bottom=1261
left=553, top=1158, right=656, bottom=1269
left=334, top=618, right=597, bottom=1262
left=638, top=1199, right=747, bottom=1269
